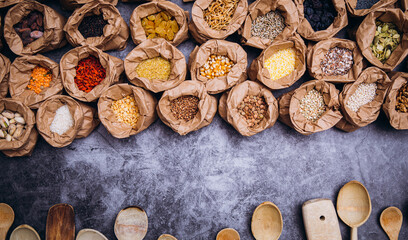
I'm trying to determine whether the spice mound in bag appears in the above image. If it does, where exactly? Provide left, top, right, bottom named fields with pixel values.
left=9, top=54, right=63, bottom=109
left=129, top=1, right=189, bottom=46
left=249, top=34, right=306, bottom=90
left=383, top=72, right=408, bottom=130
left=64, top=2, right=129, bottom=51
left=189, top=39, right=247, bottom=94
left=60, top=0, right=118, bottom=10
left=189, top=0, right=248, bottom=44
left=98, top=84, right=157, bottom=139
left=288, top=80, right=342, bottom=135
left=218, top=80, right=278, bottom=136
left=125, top=38, right=186, bottom=93
left=345, top=0, right=397, bottom=17
left=295, top=0, right=348, bottom=41
left=4, top=0, right=66, bottom=56
left=0, top=54, right=11, bottom=99
left=239, top=0, right=299, bottom=49
left=60, top=45, right=124, bottom=102
left=307, top=38, right=364, bottom=83
left=157, top=80, right=217, bottom=135
left=356, top=8, right=408, bottom=71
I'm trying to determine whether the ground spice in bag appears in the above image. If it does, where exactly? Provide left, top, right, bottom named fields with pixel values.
left=157, top=81, right=217, bottom=135
left=295, top=0, right=348, bottom=41
left=356, top=8, right=408, bottom=71
left=307, top=38, right=364, bottom=83
left=189, top=40, right=247, bottom=94
left=125, top=38, right=186, bottom=93
left=239, top=0, right=299, bottom=49
left=248, top=34, right=306, bottom=90
left=218, top=81, right=279, bottom=136
left=130, top=1, right=189, bottom=46
left=4, top=0, right=66, bottom=56
left=64, top=2, right=129, bottom=51
left=60, top=0, right=118, bottom=10
left=345, top=0, right=397, bottom=17
left=60, top=45, right=124, bottom=102
left=9, top=54, right=63, bottom=109
left=98, top=84, right=157, bottom=139
left=383, top=72, right=408, bottom=130
left=0, top=54, right=10, bottom=99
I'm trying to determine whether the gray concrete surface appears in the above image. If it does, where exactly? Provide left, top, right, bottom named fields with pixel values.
left=0, top=1, right=408, bottom=240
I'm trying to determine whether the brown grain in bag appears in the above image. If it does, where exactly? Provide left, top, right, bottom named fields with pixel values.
left=60, top=0, right=118, bottom=10
left=218, top=80, right=278, bottom=136
left=383, top=72, right=408, bottom=130
left=64, top=2, right=129, bottom=51
left=157, top=80, right=217, bottom=135
left=356, top=8, right=408, bottom=71
left=295, top=0, right=348, bottom=41
left=2, top=127, right=38, bottom=157
left=189, top=39, right=247, bottom=94
left=0, top=54, right=11, bottom=99
left=9, top=54, right=63, bottom=109
left=307, top=38, right=364, bottom=83
left=76, top=102, right=100, bottom=139
left=129, top=1, right=189, bottom=46
left=248, top=34, right=306, bottom=90
left=189, top=0, right=248, bottom=44
left=60, top=45, right=124, bottom=102
left=239, top=0, right=299, bottom=49
left=4, top=0, right=66, bottom=56
left=345, top=0, right=397, bottom=17
left=98, top=83, right=157, bottom=139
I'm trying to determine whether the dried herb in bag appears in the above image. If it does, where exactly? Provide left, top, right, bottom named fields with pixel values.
left=60, top=0, right=118, bottom=10
left=383, top=72, right=408, bottom=130
left=0, top=54, right=10, bottom=99
left=345, top=0, right=397, bottom=17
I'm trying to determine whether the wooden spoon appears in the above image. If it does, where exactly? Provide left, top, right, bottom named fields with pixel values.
left=10, top=224, right=41, bottom=240
left=251, top=202, right=283, bottom=240
left=337, top=180, right=371, bottom=240
left=0, top=203, right=14, bottom=240
left=46, top=204, right=75, bottom=240
left=114, top=206, right=148, bottom=240
left=216, top=228, right=240, bottom=240
left=157, top=234, right=177, bottom=240
left=76, top=229, right=108, bottom=240
left=380, top=207, right=403, bottom=240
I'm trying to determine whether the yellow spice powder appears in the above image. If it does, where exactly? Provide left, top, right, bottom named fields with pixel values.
left=27, top=66, right=52, bottom=94
left=111, top=95, right=140, bottom=128
left=135, top=56, right=171, bottom=81
left=264, top=47, right=296, bottom=81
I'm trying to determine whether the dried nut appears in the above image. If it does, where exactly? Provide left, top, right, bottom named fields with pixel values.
left=14, top=116, right=25, bottom=125
left=8, top=124, right=16, bottom=136
left=0, top=130, right=5, bottom=138
left=6, top=134, right=12, bottom=142
left=30, top=30, right=43, bottom=39
left=0, top=118, right=9, bottom=128
left=9, top=118, right=16, bottom=124
left=14, top=113, right=22, bottom=118
left=13, top=126, right=24, bottom=139
left=2, top=110, right=14, bottom=119
left=370, top=21, right=401, bottom=63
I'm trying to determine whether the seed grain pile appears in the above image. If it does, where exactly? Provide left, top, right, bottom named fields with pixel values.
left=264, top=47, right=296, bottom=81
left=27, top=66, right=53, bottom=94
left=13, top=11, right=44, bottom=46
left=237, top=95, right=267, bottom=127
left=111, top=95, right=140, bottom=128
left=395, top=83, right=408, bottom=112
left=203, top=0, right=239, bottom=30
left=304, top=0, right=336, bottom=32
left=371, top=21, right=401, bottom=63
left=74, top=56, right=106, bottom=93
left=141, top=11, right=179, bottom=41
left=199, top=55, right=234, bottom=79
left=50, top=105, right=74, bottom=135
left=0, top=110, right=26, bottom=141
left=170, top=96, right=200, bottom=121
left=300, top=89, right=326, bottom=122
left=136, top=57, right=171, bottom=81
left=320, top=47, right=354, bottom=76
left=346, top=83, right=377, bottom=112
left=78, top=14, right=108, bottom=38
left=355, top=0, right=380, bottom=9
left=251, top=10, right=286, bottom=41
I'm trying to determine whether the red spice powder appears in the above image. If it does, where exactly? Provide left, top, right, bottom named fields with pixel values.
left=74, top=55, right=106, bottom=93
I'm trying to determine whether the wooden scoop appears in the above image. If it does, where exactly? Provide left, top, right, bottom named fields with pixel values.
left=157, top=234, right=177, bottom=240
left=46, top=204, right=75, bottom=240
left=10, top=224, right=41, bottom=240
left=216, top=228, right=240, bottom=240
left=114, top=206, right=148, bottom=240
left=251, top=202, right=283, bottom=240
left=76, top=229, right=108, bottom=240
left=380, top=207, right=403, bottom=240
left=337, top=180, right=371, bottom=240
left=0, top=203, right=14, bottom=240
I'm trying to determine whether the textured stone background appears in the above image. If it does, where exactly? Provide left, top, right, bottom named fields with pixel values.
left=0, top=1, right=408, bottom=240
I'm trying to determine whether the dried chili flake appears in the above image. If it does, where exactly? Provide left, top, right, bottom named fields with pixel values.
left=74, top=56, right=106, bottom=93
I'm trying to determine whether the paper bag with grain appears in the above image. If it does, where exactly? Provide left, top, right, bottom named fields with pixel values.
left=383, top=72, right=408, bottom=130
left=0, top=54, right=10, bottom=99
left=345, top=0, right=397, bottom=17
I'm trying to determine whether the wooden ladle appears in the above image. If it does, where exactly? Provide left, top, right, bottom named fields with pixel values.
left=251, top=202, right=283, bottom=240
left=46, top=204, right=75, bottom=240
left=337, top=180, right=371, bottom=240
left=0, top=203, right=14, bottom=240
left=76, top=229, right=108, bottom=240
left=10, top=224, right=41, bottom=240
left=380, top=207, right=403, bottom=240
left=114, top=206, right=148, bottom=240
left=157, top=234, right=177, bottom=240
left=216, top=228, right=240, bottom=240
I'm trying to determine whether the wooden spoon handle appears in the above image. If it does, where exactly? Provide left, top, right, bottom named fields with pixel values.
left=0, top=231, right=6, bottom=240
left=351, top=227, right=358, bottom=240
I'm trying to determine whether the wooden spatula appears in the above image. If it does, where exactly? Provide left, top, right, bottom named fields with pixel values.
left=46, top=204, right=75, bottom=240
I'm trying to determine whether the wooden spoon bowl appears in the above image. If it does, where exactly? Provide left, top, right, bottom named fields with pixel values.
left=76, top=229, right=108, bottom=240
left=46, top=203, right=75, bottom=240
left=158, top=234, right=177, bottom=240
left=114, top=206, right=148, bottom=240
left=216, top=228, right=240, bottom=240
left=0, top=203, right=14, bottom=240
left=10, top=225, right=40, bottom=240
left=251, top=202, right=283, bottom=240
left=380, top=206, right=403, bottom=240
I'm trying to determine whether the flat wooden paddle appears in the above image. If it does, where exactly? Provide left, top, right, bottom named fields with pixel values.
left=46, top=204, right=75, bottom=240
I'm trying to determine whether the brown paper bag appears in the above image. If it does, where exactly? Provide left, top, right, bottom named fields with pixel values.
left=306, top=38, right=364, bottom=83
left=0, top=98, right=36, bottom=151
left=157, top=80, right=217, bottom=135
left=402, top=0, right=408, bottom=11
left=277, top=89, right=296, bottom=129
left=60, top=45, right=124, bottom=102
left=289, top=80, right=342, bottom=135
left=4, top=0, right=67, bottom=56
left=36, top=95, right=84, bottom=148
left=98, top=83, right=157, bottom=139
left=9, top=54, right=63, bottom=109
left=76, top=102, right=100, bottom=139
left=0, top=0, right=23, bottom=8
left=340, top=67, right=391, bottom=127
left=345, top=0, right=397, bottom=17
left=356, top=8, right=408, bottom=71
left=295, top=0, right=348, bottom=41
left=125, top=38, right=186, bottom=93
left=60, top=0, right=118, bottom=10
left=189, top=39, right=247, bottom=94
left=218, top=80, right=279, bottom=136
left=2, top=127, right=38, bottom=157
left=248, top=33, right=306, bottom=90
left=129, top=1, right=189, bottom=46
left=335, top=117, right=360, bottom=132
left=383, top=72, right=408, bottom=130
left=189, top=0, right=248, bottom=44
left=64, top=2, right=129, bottom=51
left=0, top=54, right=11, bottom=99
left=238, top=0, right=299, bottom=49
